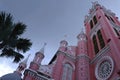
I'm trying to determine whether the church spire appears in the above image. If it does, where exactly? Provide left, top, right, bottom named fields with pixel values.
left=32, top=43, right=47, bottom=65
left=80, top=28, right=84, bottom=34
left=39, top=43, right=47, bottom=54
left=15, top=54, right=30, bottom=75
left=22, top=54, right=30, bottom=64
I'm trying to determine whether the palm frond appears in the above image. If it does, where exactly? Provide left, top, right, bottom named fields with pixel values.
left=0, top=12, right=13, bottom=41
left=16, top=38, right=32, bottom=53
left=0, top=12, right=13, bottom=27
left=0, top=48, right=15, bottom=57
left=0, top=11, right=32, bottom=63
left=0, top=48, right=24, bottom=62
left=13, top=52, right=24, bottom=63
left=0, top=12, right=6, bottom=24
left=11, top=22, right=26, bottom=37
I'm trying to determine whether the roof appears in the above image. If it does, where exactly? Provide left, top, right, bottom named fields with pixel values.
left=0, top=72, right=22, bottom=80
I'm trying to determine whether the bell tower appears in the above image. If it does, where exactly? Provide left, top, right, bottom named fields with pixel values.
left=84, top=1, right=120, bottom=79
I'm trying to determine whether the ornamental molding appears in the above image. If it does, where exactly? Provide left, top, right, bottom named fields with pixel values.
left=57, top=51, right=91, bottom=63
left=57, top=51, right=76, bottom=62
left=24, top=69, right=52, bottom=80
left=76, top=54, right=90, bottom=62
left=95, top=56, right=114, bottom=80
left=36, top=73, right=50, bottom=80
left=84, top=8, right=96, bottom=23
left=90, top=44, right=110, bottom=64
left=110, top=21, right=120, bottom=30
left=103, top=7, right=115, bottom=17
left=84, top=1, right=101, bottom=23
left=24, top=69, right=37, bottom=77
left=84, top=5, right=115, bottom=24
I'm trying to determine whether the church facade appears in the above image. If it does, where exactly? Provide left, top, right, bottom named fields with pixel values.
left=23, top=2, right=120, bottom=80
left=1, top=2, right=120, bottom=80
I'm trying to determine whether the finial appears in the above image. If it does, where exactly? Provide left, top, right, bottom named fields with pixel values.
left=91, top=1, right=99, bottom=6
left=64, top=35, right=67, bottom=38
left=77, top=27, right=86, bottom=40
left=80, top=27, right=84, bottom=34
left=89, top=1, right=100, bottom=14
left=39, top=43, right=47, bottom=54
left=63, top=34, right=67, bottom=40
left=22, top=54, right=31, bottom=64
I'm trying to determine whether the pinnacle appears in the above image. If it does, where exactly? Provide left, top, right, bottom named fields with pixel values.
left=39, top=43, right=47, bottom=54
left=22, top=54, right=31, bottom=64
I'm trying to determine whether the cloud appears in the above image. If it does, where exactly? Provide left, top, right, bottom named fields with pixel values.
left=0, top=57, right=17, bottom=77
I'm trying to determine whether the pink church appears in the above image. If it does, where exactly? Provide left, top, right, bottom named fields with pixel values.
left=1, top=1, right=120, bottom=80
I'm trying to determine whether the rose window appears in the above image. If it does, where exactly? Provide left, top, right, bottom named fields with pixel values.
left=98, top=60, right=112, bottom=78
left=95, top=56, right=114, bottom=80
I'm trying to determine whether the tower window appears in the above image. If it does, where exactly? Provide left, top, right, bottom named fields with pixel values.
left=109, top=17, right=115, bottom=23
left=93, top=16, right=98, bottom=25
left=97, top=30, right=105, bottom=49
left=90, top=20, right=93, bottom=29
left=92, top=35, right=99, bottom=55
left=105, top=14, right=110, bottom=20
left=114, top=28, right=120, bottom=36
left=105, top=14, right=115, bottom=23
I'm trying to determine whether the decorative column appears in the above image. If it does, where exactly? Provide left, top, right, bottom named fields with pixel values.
left=52, top=40, right=68, bottom=80
left=76, top=31, right=90, bottom=80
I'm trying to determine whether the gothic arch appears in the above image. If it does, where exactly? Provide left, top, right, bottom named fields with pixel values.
left=62, top=60, right=75, bottom=70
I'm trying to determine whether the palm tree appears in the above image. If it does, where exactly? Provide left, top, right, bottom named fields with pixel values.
left=0, top=12, right=32, bottom=63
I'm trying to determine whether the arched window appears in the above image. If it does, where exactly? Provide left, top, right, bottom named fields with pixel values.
left=93, top=16, right=97, bottom=25
left=92, top=35, right=99, bottom=55
left=97, top=30, right=105, bottom=49
left=90, top=20, right=93, bottom=29
left=113, top=28, right=120, bottom=36
left=105, top=14, right=110, bottom=20
left=105, top=14, right=115, bottom=23
left=62, top=64, right=73, bottom=80
left=109, top=17, right=115, bottom=23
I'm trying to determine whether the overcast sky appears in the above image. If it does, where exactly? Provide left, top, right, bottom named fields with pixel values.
left=0, top=0, right=120, bottom=77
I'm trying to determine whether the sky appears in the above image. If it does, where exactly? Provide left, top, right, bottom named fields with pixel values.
left=0, top=0, right=120, bottom=77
